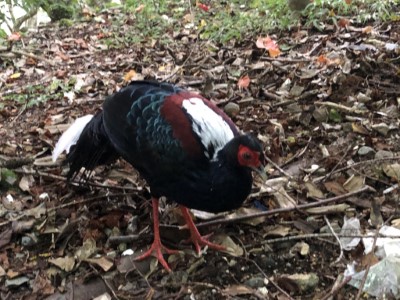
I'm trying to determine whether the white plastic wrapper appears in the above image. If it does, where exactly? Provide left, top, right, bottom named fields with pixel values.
left=339, top=216, right=361, bottom=250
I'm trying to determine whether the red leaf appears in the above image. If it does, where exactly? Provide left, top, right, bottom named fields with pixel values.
left=238, top=75, right=250, bottom=89
left=317, top=55, right=328, bottom=64
left=197, top=2, right=210, bottom=12
left=8, top=32, right=21, bottom=42
left=256, top=36, right=281, bottom=57
left=338, top=18, right=350, bottom=28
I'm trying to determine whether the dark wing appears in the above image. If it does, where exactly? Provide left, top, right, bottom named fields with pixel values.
left=103, top=80, right=238, bottom=180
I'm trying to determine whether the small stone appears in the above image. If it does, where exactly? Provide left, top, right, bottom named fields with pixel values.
left=358, top=146, right=375, bottom=156
left=290, top=242, right=310, bottom=256
left=278, top=273, right=319, bottom=293
left=224, top=102, right=240, bottom=117
left=21, top=236, right=36, bottom=247
left=5, top=276, right=30, bottom=287
left=375, top=150, right=394, bottom=160
left=372, top=123, right=390, bottom=136
left=244, top=276, right=265, bottom=288
left=356, top=92, right=372, bottom=103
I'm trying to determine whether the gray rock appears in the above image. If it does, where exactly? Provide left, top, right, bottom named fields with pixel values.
left=224, top=102, right=240, bottom=117
left=244, top=276, right=265, bottom=288
left=375, top=150, right=394, bottom=160
left=358, top=146, right=375, bottom=156
left=372, top=123, right=390, bottom=136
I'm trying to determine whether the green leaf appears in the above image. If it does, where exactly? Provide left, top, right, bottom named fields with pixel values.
left=329, top=109, right=342, bottom=123
left=0, top=28, right=7, bottom=39
left=1, top=168, right=18, bottom=186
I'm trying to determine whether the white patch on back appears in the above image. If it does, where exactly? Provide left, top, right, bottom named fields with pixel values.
left=182, top=98, right=234, bottom=159
left=52, top=114, right=93, bottom=162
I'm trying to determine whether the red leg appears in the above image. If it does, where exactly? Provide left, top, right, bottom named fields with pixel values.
left=180, top=205, right=226, bottom=254
left=135, top=198, right=179, bottom=272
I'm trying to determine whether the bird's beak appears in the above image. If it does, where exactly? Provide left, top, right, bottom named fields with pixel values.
left=251, top=165, right=268, bottom=181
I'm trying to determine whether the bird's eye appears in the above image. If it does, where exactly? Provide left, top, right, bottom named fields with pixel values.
left=242, top=152, right=251, bottom=160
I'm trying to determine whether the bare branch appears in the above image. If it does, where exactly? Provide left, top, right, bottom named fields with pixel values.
left=13, top=7, right=38, bottom=31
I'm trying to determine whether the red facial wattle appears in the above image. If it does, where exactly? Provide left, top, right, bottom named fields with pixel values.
left=237, top=144, right=261, bottom=168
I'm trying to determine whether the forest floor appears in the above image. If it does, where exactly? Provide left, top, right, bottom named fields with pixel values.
left=1, top=3, right=400, bottom=299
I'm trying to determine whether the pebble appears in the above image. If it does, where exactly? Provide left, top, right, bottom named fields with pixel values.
left=313, top=107, right=328, bottom=123
left=245, top=276, right=265, bottom=288
left=280, top=273, right=319, bottom=292
left=372, top=123, right=390, bottom=136
left=224, top=102, right=240, bottom=117
left=375, top=150, right=394, bottom=160
left=358, top=146, right=375, bottom=156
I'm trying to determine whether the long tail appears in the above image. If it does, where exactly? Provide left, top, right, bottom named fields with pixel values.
left=52, top=113, right=118, bottom=179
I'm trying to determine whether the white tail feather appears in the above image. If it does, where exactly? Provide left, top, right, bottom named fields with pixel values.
left=52, top=115, right=94, bottom=162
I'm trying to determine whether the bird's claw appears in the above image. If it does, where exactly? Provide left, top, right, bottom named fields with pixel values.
left=134, top=240, right=180, bottom=272
left=184, top=231, right=226, bottom=254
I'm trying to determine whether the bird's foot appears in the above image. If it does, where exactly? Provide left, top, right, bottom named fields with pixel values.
left=180, top=206, right=226, bottom=254
left=134, top=239, right=179, bottom=272
left=185, top=231, right=226, bottom=255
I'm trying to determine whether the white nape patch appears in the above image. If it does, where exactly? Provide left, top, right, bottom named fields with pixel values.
left=182, top=98, right=234, bottom=159
left=52, top=115, right=93, bottom=162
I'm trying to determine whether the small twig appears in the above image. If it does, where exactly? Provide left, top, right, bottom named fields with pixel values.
left=250, top=232, right=400, bottom=248
left=6, top=0, right=16, bottom=25
left=280, top=136, right=311, bottom=167
left=14, top=169, right=66, bottom=181
left=162, top=39, right=200, bottom=82
left=88, top=264, right=120, bottom=300
left=13, top=8, right=38, bottom=31
left=47, top=192, right=137, bottom=213
left=314, top=101, right=368, bottom=115
left=0, top=156, right=34, bottom=168
left=239, top=256, right=295, bottom=300
left=271, top=99, right=296, bottom=107
left=0, top=192, right=136, bottom=228
left=323, top=143, right=354, bottom=181
left=107, top=234, right=140, bottom=245
left=324, top=215, right=344, bottom=264
left=14, top=169, right=140, bottom=191
left=192, top=186, right=374, bottom=229
left=11, top=49, right=56, bottom=66
left=383, top=183, right=399, bottom=194
left=265, top=156, right=293, bottom=180
left=261, top=56, right=312, bottom=63
left=262, top=90, right=283, bottom=102
left=320, top=275, right=352, bottom=300
left=313, top=156, right=400, bottom=183
left=354, top=225, right=380, bottom=300
left=10, top=102, right=27, bottom=124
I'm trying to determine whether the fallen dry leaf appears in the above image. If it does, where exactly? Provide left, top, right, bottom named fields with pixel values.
left=223, top=285, right=254, bottom=296
left=324, top=181, right=347, bottom=196
left=383, top=163, right=400, bottom=181
left=362, top=26, right=373, bottom=34
left=124, top=70, right=138, bottom=82
left=211, top=234, right=243, bottom=257
left=338, top=18, right=350, bottom=28
left=135, top=4, right=145, bottom=13
left=48, top=256, right=76, bottom=272
left=197, top=2, right=210, bottom=12
left=8, top=32, right=21, bottom=41
left=237, top=75, right=250, bottom=89
left=84, top=257, right=114, bottom=272
left=256, top=36, right=281, bottom=57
